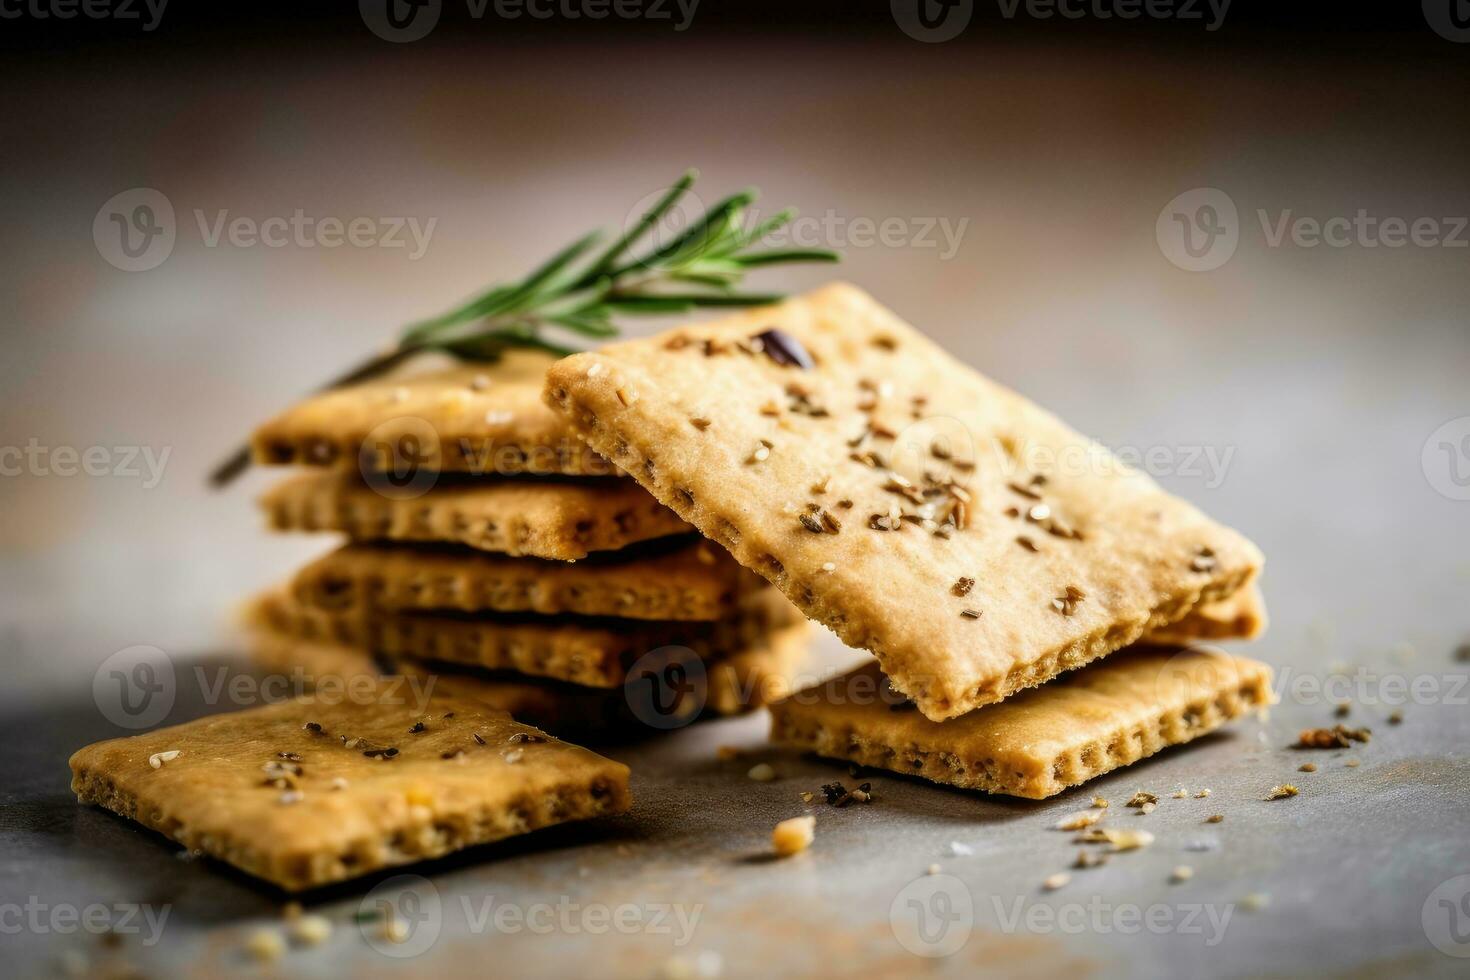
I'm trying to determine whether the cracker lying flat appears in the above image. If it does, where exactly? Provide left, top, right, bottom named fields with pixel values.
left=545, top=284, right=1263, bottom=720
left=769, top=649, right=1273, bottom=799
left=261, top=470, right=690, bottom=560
left=1144, top=584, right=1267, bottom=645
left=247, top=621, right=811, bottom=736
left=290, top=537, right=765, bottom=622
left=69, top=690, right=630, bottom=891
left=249, top=588, right=798, bottom=689
left=252, top=350, right=611, bottom=476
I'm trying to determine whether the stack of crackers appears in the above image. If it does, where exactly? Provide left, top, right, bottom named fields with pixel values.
left=241, top=348, right=811, bottom=738
left=543, top=283, right=1274, bottom=799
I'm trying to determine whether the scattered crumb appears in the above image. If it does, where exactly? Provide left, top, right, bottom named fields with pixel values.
left=1298, top=762, right=1318, bottom=773
left=1241, top=892, right=1271, bottom=912
left=1126, top=791, right=1159, bottom=808
left=926, top=864, right=942, bottom=876
left=1056, top=810, right=1105, bottom=831
left=1388, top=710, right=1403, bottom=725
left=1042, top=872, right=1071, bottom=891
left=947, top=842, right=974, bottom=857
left=799, top=792, right=814, bottom=804
left=772, top=815, right=815, bottom=857
left=747, top=763, right=777, bottom=782
left=1195, top=789, right=1212, bottom=798
left=1205, top=814, right=1225, bottom=824
left=245, top=929, right=285, bottom=962
left=1091, top=796, right=1109, bottom=809
left=1171, top=865, right=1194, bottom=883
left=1334, top=702, right=1351, bottom=718
left=1265, top=784, right=1299, bottom=800
left=1345, top=758, right=1361, bottom=768
left=281, top=901, right=302, bottom=921
left=380, top=917, right=410, bottom=944
left=1074, top=850, right=1108, bottom=869
left=290, top=915, right=332, bottom=947
left=1171, top=788, right=1187, bottom=799
left=1296, top=725, right=1371, bottom=749
left=716, top=746, right=741, bottom=761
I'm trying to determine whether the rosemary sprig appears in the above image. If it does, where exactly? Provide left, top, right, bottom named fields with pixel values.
left=209, top=170, right=838, bottom=487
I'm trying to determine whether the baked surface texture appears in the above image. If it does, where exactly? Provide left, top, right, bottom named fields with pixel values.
left=544, top=283, right=1263, bottom=720
left=769, top=649, right=1273, bottom=799
left=1143, top=584, right=1267, bottom=645
left=289, top=537, right=766, bottom=622
left=251, top=350, right=613, bottom=476
left=69, top=690, right=631, bottom=891
left=260, top=470, right=690, bottom=559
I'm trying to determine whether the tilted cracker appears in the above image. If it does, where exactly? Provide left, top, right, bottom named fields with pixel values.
left=545, top=283, right=1263, bottom=720
left=290, top=537, right=766, bottom=622
left=252, top=350, right=612, bottom=476
left=261, top=470, right=690, bottom=559
left=1143, top=584, right=1267, bottom=646
left=246, top=620, right=812, bottom=737
left=769, top=649, right=1274, bottom=800
left=69, top=689, right=630, bottom=891
left=248, top=587, right=799, bottom=689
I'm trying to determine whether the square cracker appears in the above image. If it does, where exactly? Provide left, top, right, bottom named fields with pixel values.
left=248, top=588, right=799, bottom=689
left=1141, top=584, right=1266, bottom=646
left=246, top=620, right=812, bottom=736
left=291, top=537, right=767, bottom=622
left=69, top=690, right=631, bottom=891
left=251, top=349, right=612, bottom=476
left=545, top=283, right=1263, bottom=720
left=261, top=470, right=690, bottom=560
left=769, top=649, right=1273, bottom=800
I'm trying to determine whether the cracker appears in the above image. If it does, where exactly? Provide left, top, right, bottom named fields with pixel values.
left=247, top=621, right=811, bottom=736
left=249, top=587, right=798, bottom=689
left=290, top=537, right=765, bottom=622
left=769, top=648, right=1273, bottom=799
left=251, top=350, right=612, bottom=476
left=545, top=283, right=1263, bottom=720
left=69, top=690, right=631, bottom=891
left=1145, top=584, right=1267, bottom=646
left=260, top=470, right=690, bottom=560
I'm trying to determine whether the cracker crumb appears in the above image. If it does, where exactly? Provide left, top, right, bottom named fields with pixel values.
left=716, top=746, right=741, bottom=761
left=1171, top=788, right=1188, bottom=799
left=947, top=842, right=974, bottom=857
left=290, top=915, right=332, bottom=947
left=1344, top=758, right=1361, bottom=768
left=926, top=864, right=942, bottom=876
left=1056, top=810, right=1104, bottom=831
left=1092, top=796, right=1109, bottom=809
left=245, top=928, right=285, bottom=962
left=1265, top=784, right=1299, bottom=800
left=1205, top=814, right=1225, bottom=824
left=747, top=763, right=777, bottom=782
left=1241, top=892, right=1271, bottom=912
left=1195, top=789, right=1212, bottom=798
left=1103, top=829, right=1155, bottom=851
left=1388, top=710, right=1403, bottom=725
left=1298, top=763, right=1317, bottom=773
left=1125, top=791, right=1159, bottom=808
left=1074, top=850, right=1108, bottom=869
left=1171, top=865, right=1194, bottom=883
left=772, top=815, right=815, bottom=857
left=1043, top=872, right=1071, bottom=891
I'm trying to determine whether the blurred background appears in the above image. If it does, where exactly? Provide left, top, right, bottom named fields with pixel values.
left=1, top=3, right=1468, bottom=975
